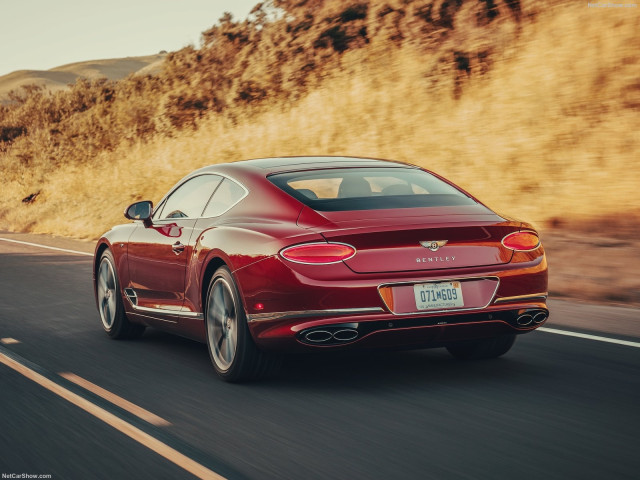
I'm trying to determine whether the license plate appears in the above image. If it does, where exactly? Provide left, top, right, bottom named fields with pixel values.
left=413, top=281, right=464, bottom=310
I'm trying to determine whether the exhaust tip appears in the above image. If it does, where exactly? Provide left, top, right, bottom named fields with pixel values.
left=332, top=329, right=359, bottom=342
left=300, top=324, right=361, bottom=345
left=304, top=330, right=333, bottom=343
left=516, top=314, right=533, bottom=326
left=533, top=312, right=548, bottom=324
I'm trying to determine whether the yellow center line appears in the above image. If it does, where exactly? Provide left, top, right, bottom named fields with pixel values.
left=0, top=351, right=227, bottom=480
left=1, top=338, right=20, bottom=344
left=59, top=372, right=171, bottom=427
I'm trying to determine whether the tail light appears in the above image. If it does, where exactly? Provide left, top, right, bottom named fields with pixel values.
left=280, top=242, right=356, bottom=264
left=502, top=231, right=540, bottom=251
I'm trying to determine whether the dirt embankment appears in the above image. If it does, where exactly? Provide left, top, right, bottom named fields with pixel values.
left=543, top=218, right=640, bottom=308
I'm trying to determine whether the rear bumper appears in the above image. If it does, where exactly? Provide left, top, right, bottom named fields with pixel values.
left=236, top=254, right=548, bottom=352
left=248, top=303, right=548, bottom=352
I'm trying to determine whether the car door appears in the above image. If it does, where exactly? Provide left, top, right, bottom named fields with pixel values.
left=126, top=174, right=223, bottom=316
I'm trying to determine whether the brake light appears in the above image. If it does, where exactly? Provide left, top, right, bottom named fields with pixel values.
left=280, top=242, right=356, bottom=264
left=502, top=231, right=540, bottom=251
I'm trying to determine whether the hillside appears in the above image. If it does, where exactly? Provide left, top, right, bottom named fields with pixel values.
left=0, top=0, right=638, bottom=241
left=0, top=53, right=167, bottom=104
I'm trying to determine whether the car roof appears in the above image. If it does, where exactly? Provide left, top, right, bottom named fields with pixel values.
left=195, top=156, right=416, bottom=177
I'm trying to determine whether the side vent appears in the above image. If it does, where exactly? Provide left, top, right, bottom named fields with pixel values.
left=124, top=288, right=138, bottom=306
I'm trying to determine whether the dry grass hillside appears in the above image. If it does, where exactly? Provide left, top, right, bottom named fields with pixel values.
left=0, top=0, right=639, bottom=304
left=0, top=54, right=167, bottom=104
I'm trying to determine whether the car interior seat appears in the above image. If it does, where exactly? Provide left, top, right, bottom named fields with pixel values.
left=337, top=177, right=372, bottom=198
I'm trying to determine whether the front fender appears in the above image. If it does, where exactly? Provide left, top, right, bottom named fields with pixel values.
left=92, top=224, right=138, bottom=308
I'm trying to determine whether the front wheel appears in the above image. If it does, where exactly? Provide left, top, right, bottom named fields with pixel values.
left=96, top=249, right=145, bottom=339
left=446, top=334, right=516, bottom=360
left=205, top=266, right=278, bottom=382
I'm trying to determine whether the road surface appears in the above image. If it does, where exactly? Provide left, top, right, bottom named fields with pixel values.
left=0, top=232, right=638, bottom=480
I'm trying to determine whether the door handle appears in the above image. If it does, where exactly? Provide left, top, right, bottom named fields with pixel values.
left=172, top=241, right=185, bottom=255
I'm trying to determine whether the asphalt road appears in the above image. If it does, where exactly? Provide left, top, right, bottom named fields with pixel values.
left=0, top=233, right=639, bottom=480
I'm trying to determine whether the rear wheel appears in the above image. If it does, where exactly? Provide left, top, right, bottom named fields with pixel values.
left=97, top=250, right=145, bottom=339
left=446, top=334, right=516, bottom=360
left=205, top=266, right=278, bottom=382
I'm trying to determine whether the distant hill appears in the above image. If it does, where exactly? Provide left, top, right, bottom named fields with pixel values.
left=0, top=53, right=167, bottom=103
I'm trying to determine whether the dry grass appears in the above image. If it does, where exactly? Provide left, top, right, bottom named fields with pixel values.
left=1, top=0, right=638, bottom=243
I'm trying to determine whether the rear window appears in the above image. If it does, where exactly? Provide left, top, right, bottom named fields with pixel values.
left=268, top=168, right=476, bottom=211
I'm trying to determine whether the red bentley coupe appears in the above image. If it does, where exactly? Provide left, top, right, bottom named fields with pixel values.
left=94, top=157, right=548, bottom=381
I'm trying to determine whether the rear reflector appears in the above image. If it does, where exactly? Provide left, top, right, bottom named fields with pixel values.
left=378, top=286, right=395, bottom=312
left=502, top=231, right=540, bottom=251
left=280, top=242, right=356, bottom=264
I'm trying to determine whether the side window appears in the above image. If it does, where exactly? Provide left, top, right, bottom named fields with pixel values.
left=158, top=175, right=223, bottom=220
left=202, top=178, right=246, bottom=217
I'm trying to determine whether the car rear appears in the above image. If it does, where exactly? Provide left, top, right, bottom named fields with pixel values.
left=235, top=164, right=548, bottom=351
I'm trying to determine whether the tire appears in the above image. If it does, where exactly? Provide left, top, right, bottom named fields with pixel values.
left=446, top=334, right=516, bottom=360
left=205, top=266, right=279, bottom=382
left=96, top=249, right=145, bottom=339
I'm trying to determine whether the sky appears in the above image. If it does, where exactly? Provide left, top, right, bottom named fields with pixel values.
left=0, top=0, right=261, bottom=77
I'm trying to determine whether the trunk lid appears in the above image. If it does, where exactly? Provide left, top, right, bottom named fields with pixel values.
left=315, top=206, right=517, bottom=273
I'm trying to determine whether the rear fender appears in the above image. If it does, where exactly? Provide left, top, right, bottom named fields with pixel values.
left=184, top=226, right=324, bottom=315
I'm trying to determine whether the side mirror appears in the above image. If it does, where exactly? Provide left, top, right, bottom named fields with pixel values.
left=124, top=200, right=153, bottom=223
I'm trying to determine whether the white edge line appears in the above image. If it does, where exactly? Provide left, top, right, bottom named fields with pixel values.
left=0, top=237, right=93, bottom=257
left=538, top=327, right=640, bottom=348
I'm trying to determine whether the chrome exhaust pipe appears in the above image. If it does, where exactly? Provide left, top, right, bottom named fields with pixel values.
left=332, top=328, right=359, bottom=342
left=533, top=312, right=548, bottom=324
left=304, top=330, right=333, bottom=343
left=516, top=314, right=533, bottom=326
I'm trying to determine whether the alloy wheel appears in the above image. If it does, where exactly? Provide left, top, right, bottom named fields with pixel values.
left=97, top=257, right=117, bottom=330
left=207, top=277, right=239, bottom=371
